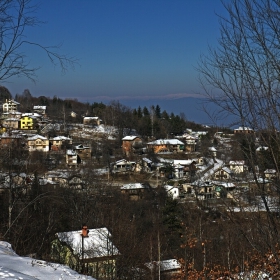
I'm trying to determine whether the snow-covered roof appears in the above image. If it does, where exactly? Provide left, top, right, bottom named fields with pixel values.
left=2, top=111, right=21, bottom=115
left=115, top=159, right=135, bottom=165
left=27, top=134, right=48, bottom=141
left=221, top=167, right=233, bottom=174
left=83, top=116, right=99, bottom=120
left=142, top=157, right=152, bottom=164
left=234, top=126, right=253, bottom=131
left=121, top=183, right=146, bottom=190
left=122, top=135, right=139, bottom=141
left=22, top=113, right=41, bottom=117
left=147, top=139, right=184, bottom=145
left=66, top=149, right=77, bottom=156
left=145, top=259, right=181, bottom=272
left=212, top=181, right=235, bottom=189
left=52, top=136, right=71, bottom=141
left=3, top=118, right=19, bottom=121
left=193, top=158, right=224, bottom=183
left=4, top=99, right=20, bottom=105
left=264, top=169, right=276, bottom=174
left=56, top=227, right=120, bottom=259
left=229, top=160, right=245, bottom=165
left=33, top=105, right=46, bottom=109
left=256, top=146, right=269, bottom=152
left=39, top=178, right=58, bottom=186
left=0, top=241, right=95, bottom=280
left=74, top=144, right=90, bottom=149
left=173, top=159, right=196, bottom=166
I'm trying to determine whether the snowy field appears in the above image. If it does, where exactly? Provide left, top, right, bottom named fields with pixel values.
left=0, top=241, right=95, bottom=280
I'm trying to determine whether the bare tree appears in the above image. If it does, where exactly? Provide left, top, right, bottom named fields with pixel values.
left=197, top=0, right=280, bottom=274
left=0, top=0, right=75, bottom=82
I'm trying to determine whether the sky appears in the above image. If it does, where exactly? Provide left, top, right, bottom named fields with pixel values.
left=6, top=0, right=228, bottom=124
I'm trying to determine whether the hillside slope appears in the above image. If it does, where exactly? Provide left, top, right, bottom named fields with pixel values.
left=0, top=241, right=95, bottom=280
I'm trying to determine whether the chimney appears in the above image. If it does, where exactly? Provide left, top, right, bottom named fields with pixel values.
left=81, top=225, right=89, bottom=237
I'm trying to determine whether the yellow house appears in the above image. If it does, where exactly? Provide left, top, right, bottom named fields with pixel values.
left=20, top=116, right=35, bottom=130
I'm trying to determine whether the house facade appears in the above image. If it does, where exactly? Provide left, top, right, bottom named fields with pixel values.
left=50, top=136, right=72, bottom=151
left=66, top=149, right=78, bottom=167
left=120, top=183, right=150, bottom=200
left=214, top=167, right=233, bottom=180
left=20, top=116, right=36, bottom=130
left=2, top=118, right=19, bottom=129
left=2, top=99, right=20, bottom=112
left=27, top=134, right=49, bottom=152
left=83, top=116, right=101, bottom=126
left=147, top=139, right=185, bottom=154
left=111, top=159, right=136, bottom=173
left=122, top=135, right=143, bottom=156
left=33, top=105, right=46, bottom=115
left=234, top=126, right=254, bottom=134
left=229, top=160, right=246, bottom=174
left=74, top=144, right=91, bottom=162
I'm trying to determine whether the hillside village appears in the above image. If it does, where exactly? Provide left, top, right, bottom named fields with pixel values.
left=0, top=91, right=277, bottom=279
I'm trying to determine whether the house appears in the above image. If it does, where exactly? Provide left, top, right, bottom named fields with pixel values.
left=20, top=115, right=36, bottom=130
left=50, top=136, right=72, bottom=151
left=182, top=134, right=196, bottom=152
left=173, top=159, right=197, bottom=177
left=264, top=169, right=277, bottom=180
left=192, top=181, right=216, bottom=200
left=120, top=183, right=150, bottom=200
left=229, top=160, right=246, bottom=174
left=234, top=126, right=254, bottom=134
left=68, top=175, right=85, bottom=189
left=122, top=135, right=143, bottom=156
left=2, top=118, right=19, bottom=129
left=135, top=157, right=153, bottom=172
left=173, top=163, right=184, bottom=178
left=66, top=150, right=78, bottom=167
left=33, top=105, right=46, bottom=115
left=2, top=99, right=20, bottom=112
left=209, top=146, right=217, bottom=158
left=0, top=133, right=25, bottom=148
left=111, top=159, right=136, bottom=173
left=27, top=134, right=49, bottom=152
left=2, top=111, right=22, bottom=119
left=145, top=259, right=182, bottom=278
left=44, top=170, right=69, bottom=186
left=51, top=226, right=120, bottom=279
left=83, top=116, right=101, bottom=126
left=74, top=144, right=91, bottom=162
left=213, top=167, right=233, bottom=180
left=147, top=139, right=185, bottom=154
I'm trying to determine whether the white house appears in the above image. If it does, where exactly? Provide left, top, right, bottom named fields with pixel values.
left=164, top=185, right=180, bottom=199
left=3, top=99, right=20, bottom=112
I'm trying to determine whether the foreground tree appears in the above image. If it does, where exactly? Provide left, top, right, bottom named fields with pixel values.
left=0, top=0, right=74, bottom=82
left=197, top=0, right=280, bottom=277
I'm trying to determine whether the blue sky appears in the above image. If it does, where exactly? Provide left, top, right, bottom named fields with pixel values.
left=6, top=0, right=228, bottom=123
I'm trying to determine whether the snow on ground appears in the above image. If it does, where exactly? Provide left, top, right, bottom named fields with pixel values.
left=229, top=196, right=280, bottom=213
left=0, top=241, right=95, bottom=280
